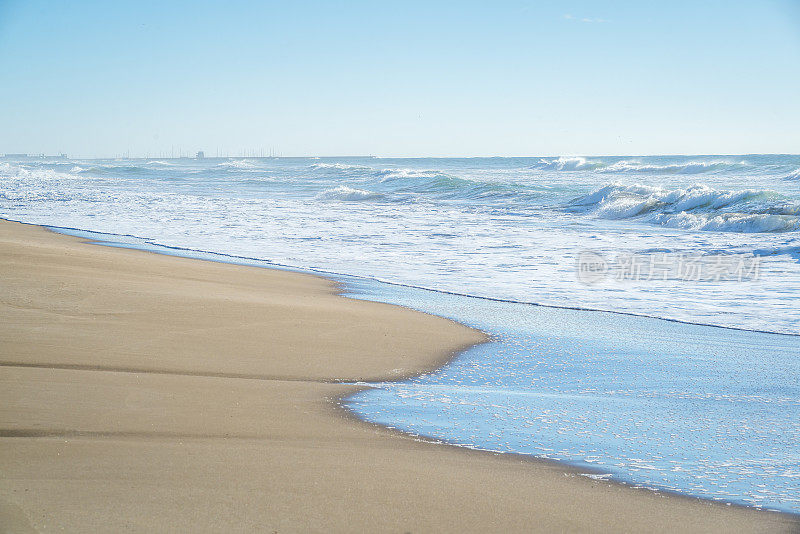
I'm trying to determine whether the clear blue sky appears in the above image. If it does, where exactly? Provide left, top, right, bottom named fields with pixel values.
left=1, top=0, right=799, bottom=157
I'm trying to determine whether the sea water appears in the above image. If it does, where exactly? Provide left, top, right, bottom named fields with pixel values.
left=2, top=155, right=799, bottom=511
left=341, top=279, right=800, bottom=513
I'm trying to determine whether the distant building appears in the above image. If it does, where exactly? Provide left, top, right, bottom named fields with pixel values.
left=196, top=151, right=205, bottom=159
left=3, top=153, right=27, bottom=158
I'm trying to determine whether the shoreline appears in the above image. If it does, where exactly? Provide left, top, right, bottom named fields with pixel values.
left=1, top=219, right=797, bottom=532
left=31, top=218, right=800, bottom=509
left=43, top=219, right=799, bottom=514
left=14, top=216, right=798, bottom=339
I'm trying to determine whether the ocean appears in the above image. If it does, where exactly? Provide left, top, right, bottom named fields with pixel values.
left=2, top=154, right=799, bottom=512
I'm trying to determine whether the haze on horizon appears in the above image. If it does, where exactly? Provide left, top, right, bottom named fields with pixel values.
left=1, top=0, right=799, bottom=158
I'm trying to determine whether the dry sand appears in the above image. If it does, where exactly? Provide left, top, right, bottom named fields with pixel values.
left=0, top=219, right=797, bottom=533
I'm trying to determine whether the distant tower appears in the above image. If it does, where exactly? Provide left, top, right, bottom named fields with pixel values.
left=196, top=151, right=205, bottom=159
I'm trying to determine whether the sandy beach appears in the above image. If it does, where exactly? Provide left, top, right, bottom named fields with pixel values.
left=0, top=219, right=797, bottom=533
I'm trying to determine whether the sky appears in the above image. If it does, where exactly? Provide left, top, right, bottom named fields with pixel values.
left=0, top=0, right=799, bottom=157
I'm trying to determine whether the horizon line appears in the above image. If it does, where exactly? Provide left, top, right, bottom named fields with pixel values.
left=3, top=152, right=800, bottom=160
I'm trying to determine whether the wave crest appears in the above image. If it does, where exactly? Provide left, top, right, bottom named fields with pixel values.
left=602, top=160, right=747, bottom=174
left=216, top=159, right=257, bottom=170
left=309, top=162, right=371, bottom=171
left=535, top=156, right=602, bottom=171
left=784, top=168, right=800, bottom=181
left=315, top=186, right=385, bottom=202
left=570, top=182, right=800, bottom=233
left=534, top=157, right=749, bottom=175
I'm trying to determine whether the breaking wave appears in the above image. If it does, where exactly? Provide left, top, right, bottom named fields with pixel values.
left=601, top=160, right=748, bottom=174
left=569, top=182, right=800, bottom=233
left=310, top=165, right=540, bottom=204
left=0, top=162, right=89, bottom=182
left=535, top=157, right=603, bottom=171
left=145, top=160, right=179, bottom=167
left=309, top=162, right=372, bottom=172
left=216, top=159, right=257, bottom=170
left=77, top=164, right=148, bottom=175
left=534, top=157, right=749, bottom=175
left=315, top=186, right=386, bottom=202
left=785, top=168, right=800, bottom=181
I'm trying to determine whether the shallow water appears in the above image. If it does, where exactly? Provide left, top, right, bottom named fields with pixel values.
left=340, top=279, right=800, bottom=514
